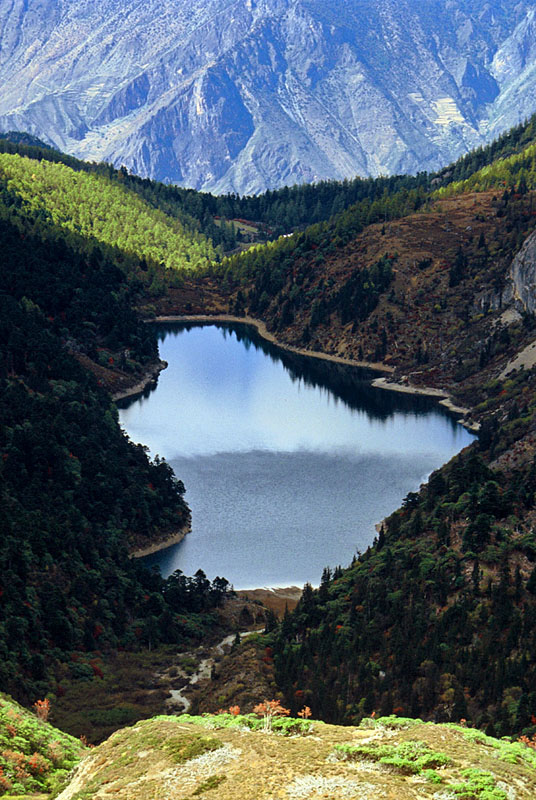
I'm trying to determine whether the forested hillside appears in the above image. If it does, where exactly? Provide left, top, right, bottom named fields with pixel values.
left=0, top=152, right=220, bottom=276
left=274, top=416, right=536, bottom=735
left=151, top=114, right=536, bottom=739
left=5, top=114, right=536, bottom=752
left=0, top=170, right=231, bottom=711
left=166, top=114, right=536, bottom=389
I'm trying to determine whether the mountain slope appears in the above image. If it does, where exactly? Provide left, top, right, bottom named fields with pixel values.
left=0, top=693, right=85, bottom=796
left=157, top=121, right=536, bottom=736
left=0, top=161, right=240, bottom=709
left=1, top=1, right=536, bottom=193
left=0, top=151, right=220, bottom=272
left=172, top=118, right=536, bottom=397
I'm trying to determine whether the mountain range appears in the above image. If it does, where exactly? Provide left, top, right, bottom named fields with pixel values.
left=2, top=0, right=536, bottom=194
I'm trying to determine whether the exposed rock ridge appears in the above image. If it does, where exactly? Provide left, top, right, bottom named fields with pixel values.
left=509, top=229, right=536, bottom=314
left=0, top=0, right=536, bottom=193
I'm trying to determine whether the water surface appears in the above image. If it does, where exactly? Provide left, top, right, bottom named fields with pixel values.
left=119, top=323, right=475, bottom=588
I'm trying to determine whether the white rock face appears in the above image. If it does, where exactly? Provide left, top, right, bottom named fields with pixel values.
left=509, top=230, right=536, bottom=314
left=0, top=0, right=534, bottom=193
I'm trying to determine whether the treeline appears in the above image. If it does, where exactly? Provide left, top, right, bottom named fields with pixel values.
left=3, top=113, right=536, bottom=246
left=0, top=198, right=228, bottom=704
left=221, top=109, right=536, bottom=231
left=438, top=115, right=536, bottom=188
left=437, top=141, right=536, bottom=199
left=271, top=367, right=536, bottom=738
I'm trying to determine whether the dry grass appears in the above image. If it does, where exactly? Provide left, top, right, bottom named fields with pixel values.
left=56, top=716, right=536, bottom=800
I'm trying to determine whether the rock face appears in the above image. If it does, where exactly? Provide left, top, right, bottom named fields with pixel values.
left=0, top=0, right=535, bottom=193
left=509, top=229, right=536, bottom=314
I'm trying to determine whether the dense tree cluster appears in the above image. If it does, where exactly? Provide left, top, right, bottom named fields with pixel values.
left=0, top=154, right=220, bottom=276
left=272, top=370, right=536, bottom=737
left=0, top=191, right=228, bottom=704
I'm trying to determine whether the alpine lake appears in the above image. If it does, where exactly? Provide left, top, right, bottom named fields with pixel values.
left=118, top=323, right=476, bottom=589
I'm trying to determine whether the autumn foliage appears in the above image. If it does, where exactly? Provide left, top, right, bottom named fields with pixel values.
left=33, top=699, right=50, bottom=722
left=517, top=733, right=536, bottom=750
left=253, top=699, right=290, bottom=731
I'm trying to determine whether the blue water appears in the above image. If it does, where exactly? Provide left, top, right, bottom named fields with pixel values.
left=118, top=323, right=475, bottom=588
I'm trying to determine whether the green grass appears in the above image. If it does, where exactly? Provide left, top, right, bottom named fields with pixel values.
left=155, top=712, right=313, bottom=736
left=163, top=733, right=223, bottom=764
left=333, top=739, right=452, bottom=775
left=443, top=767, right=509, bottom=799
left=0, top=693, right=85, bottom=797
left=191, top=773, right=226, bottom=795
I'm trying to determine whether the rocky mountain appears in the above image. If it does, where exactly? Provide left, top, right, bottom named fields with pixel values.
left=1, top=0, right=536, bottom=194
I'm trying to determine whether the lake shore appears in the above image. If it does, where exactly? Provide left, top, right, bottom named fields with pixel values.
left=151, top=313, right=479, bottom=430
left=235, top=586, right=303, bottom=617
left=112, top=359, right=168, bottom=403
left=151, top=313, right=394, bottom=373
left=128, top=523, right=191, bottom=559
left=371, top=377, right=479, bottom=431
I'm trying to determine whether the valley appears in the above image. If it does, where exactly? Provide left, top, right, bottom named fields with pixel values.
left=4, top=114, right=536, bottom=796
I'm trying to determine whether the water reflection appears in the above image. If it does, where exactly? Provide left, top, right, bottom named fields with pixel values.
left=119, top=323, right=475, bottom=588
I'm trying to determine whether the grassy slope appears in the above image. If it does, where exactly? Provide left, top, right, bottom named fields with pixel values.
left=0, top=693, right=85, bottom=797
left=56, top=713, right=536, bottom=800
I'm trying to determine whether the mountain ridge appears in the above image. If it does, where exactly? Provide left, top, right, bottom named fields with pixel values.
left=2, top=0, right=536, bottom=193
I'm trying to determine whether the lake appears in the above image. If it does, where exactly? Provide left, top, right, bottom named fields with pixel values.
left=118, top=322, right=475, bottom=589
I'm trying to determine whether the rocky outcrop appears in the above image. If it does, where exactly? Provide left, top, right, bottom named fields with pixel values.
left=0, top=0, right=535, bottom=194
left=509, top=229, right=536, bottom=314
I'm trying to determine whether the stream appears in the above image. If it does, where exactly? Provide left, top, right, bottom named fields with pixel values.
left=161, top=629, right=263, bottom=713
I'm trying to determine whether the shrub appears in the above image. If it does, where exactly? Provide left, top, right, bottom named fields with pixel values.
left=333, top=740, right=451, bottom=775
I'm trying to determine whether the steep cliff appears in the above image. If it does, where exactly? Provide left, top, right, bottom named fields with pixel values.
left=509, top=229, right=536, bottom=314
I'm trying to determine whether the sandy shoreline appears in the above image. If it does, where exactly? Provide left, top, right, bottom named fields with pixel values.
left=235, top=586, right=303, bottom=616
left=151, top=313, right=394, bottom=373
left=371, top=377, right=479, bottom=431
left=128, top=524, right=190, bottom=559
